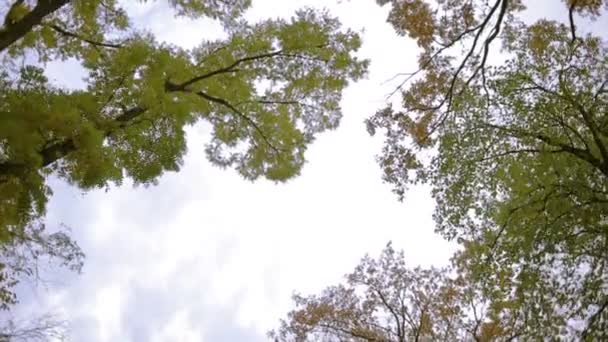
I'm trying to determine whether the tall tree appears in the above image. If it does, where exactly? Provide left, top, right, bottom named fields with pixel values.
left=270, top=243, right=523, bottom=342
left=0, top=0, right=367, bottom=309
left=366, top=0, right=607, bottom=338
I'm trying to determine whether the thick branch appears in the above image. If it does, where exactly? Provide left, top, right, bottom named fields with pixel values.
left=0, top=0, right=70, bottom=52
left=38, top=106, right=147, bottom=168
left=114, top=106, right=147, bottom=125
left=40, top=139, right=75, bottom=167
left=555, top=72, right=608, bottom=170
left=0, top=162, right=27, bottom=179
left=0, top=105, right=148, bottom=181
left=577, top=105, right=608, bottom=169
left=397, top=291, right=414, bottom=342
left=514, top=76, right=608, bottom=174
left=373, top=287, right=404, bottom=341
left=534, top=133, right=604, bottom=173
left=568, top=0, right=578, bottom=42
left=485, top=122, right=608, bottom=177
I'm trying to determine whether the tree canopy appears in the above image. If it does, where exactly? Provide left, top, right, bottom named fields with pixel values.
left=4, top=0, right=608, bottom=339
left=270, top=243, right=525, bottom=342
left=365, top=0, right=608, bottom=338
left=0, top=0, right=367, bottom=310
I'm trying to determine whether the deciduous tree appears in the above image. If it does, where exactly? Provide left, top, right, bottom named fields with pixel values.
left=270, top=243, right=523, bottom=342
left=0, top=0, right=367, bottom=309
left=366, top=0, right=607, bottom=338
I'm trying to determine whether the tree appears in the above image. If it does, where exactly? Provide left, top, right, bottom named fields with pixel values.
left=0, top=0, right=368, bottom=228
left=0, top=312, right=68, bottom=341
left=0, top=0, right=367, bottom=308
left=270, top=243, right=524, bottom=342
left=366, top=0, right=607, bottom=338
left=0, top=221, right=84, bottom=310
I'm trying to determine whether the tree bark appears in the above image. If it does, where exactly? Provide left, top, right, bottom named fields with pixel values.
left=0, top=0, right=70, bottom=53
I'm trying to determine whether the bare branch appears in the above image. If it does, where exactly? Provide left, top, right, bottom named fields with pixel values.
left=387, top=22, right=486, bottom=98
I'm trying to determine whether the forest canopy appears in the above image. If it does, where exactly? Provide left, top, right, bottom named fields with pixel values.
left=1, top=0, right=607, bottom=340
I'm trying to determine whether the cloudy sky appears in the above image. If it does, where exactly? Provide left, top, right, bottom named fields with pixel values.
left=10, top=0, right=596, bottom=341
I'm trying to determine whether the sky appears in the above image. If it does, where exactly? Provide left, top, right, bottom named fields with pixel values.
left=9, top=0, right=599, bottom=341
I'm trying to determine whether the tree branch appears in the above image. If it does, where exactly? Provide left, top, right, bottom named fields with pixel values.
left=372, top=287, right=404, bottom=341
left=46, top=23, right=123, bottom=49
left=582, top=297, right=608, bottom=339
left=193, top=90, right=281, bottom=154
left=0, top=0, right=70, bottom=52
left=475, top=148, right=554, bottom=163
left=484, top=122, right=608, bottom=176
left=317, top=322, right=380, bottom=341
left=177, top=49, right=287, bottom=89
left=568, top=0, right=578, bottom=42
left=1, top=44, right=316, bottom=180
left=556, top=71, right=608, bottom=170
left=178, top=44, right=326, bottom=89
left=0, top=105, right=148, bottom=182
left=386, top=22, right=485, bottom=97
left=439, top=0, right=508, bottom=126
left=413, top=0, right=510, bottom=143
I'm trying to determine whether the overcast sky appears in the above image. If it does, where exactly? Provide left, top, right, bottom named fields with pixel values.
left=10, top=0, right=596, bottom=341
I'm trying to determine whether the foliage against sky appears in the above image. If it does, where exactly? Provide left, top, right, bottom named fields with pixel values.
left=2, top=0, right=608, bottom=340
left=0, top=0, right=367, bottom=311
left=365, top=0, right=608, bottom=338
left=271, top=243, right=525, bottom=342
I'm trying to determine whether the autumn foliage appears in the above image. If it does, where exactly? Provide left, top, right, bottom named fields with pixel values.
left=278, top=0, right=607, bottom=339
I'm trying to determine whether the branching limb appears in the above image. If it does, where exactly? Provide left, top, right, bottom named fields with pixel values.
left=46, top=23, right=123, bottom=49
left=180, top=44, right=326, bottom=89
left=194, top=90, right=281, bottom=154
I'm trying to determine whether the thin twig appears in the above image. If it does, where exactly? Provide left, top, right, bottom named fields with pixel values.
left=46, top=24, right=123, bottom=49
